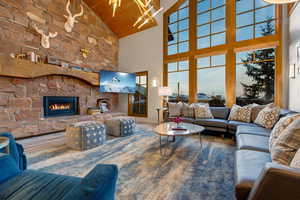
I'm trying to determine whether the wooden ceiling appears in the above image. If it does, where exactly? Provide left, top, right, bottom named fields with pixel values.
left=84, top=0, right=161, bottom=38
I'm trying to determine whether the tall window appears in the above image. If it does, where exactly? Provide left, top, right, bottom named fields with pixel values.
left=167, top=60, right=189, bottom=102
left=128, top=72, right=148, bottom=117
left=164, top=0, right=282, bottom=106
left=197, top=0, right=226, bottom=49
left=167, top=0, right=189, bottom=55
left=236, top=0, right=275, bottom=41
left=236, top=48, right=275, bottom=106
left=197, top=54, right=226, bottom=106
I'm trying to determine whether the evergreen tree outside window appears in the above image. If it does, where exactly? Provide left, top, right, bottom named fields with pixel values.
left=236, top=20, right=275, bottom=106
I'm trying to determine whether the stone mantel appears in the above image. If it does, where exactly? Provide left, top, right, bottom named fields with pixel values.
left=0, top=56, right=100, bottom=86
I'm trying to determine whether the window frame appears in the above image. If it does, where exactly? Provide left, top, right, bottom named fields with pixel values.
left=128, top=71, right=148, bottom=118
left=163, top=0, right=283, bottom=107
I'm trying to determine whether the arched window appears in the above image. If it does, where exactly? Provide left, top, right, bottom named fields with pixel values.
left=163, top=0, right=282, bottom=107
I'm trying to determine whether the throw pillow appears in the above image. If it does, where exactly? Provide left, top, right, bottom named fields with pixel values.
left=228, top=104, right=252, bottom=123
left=271, top=118, right=300, bottom=165
left=194, top=103, right=214, bottom=119
left=269, top=114, right=300, bottom=150
left=182, top=103, right=194, bottom=118
left=168, top=102, right=183, bottom=117
left=250, top=103, right=275, bottom=122
left=254, top=106, right=280, bottom=129
left=290, top=148, right=300, bottom=168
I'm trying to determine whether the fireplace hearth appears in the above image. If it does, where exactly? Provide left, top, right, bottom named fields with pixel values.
left=43, top=96, right=79, bottom=118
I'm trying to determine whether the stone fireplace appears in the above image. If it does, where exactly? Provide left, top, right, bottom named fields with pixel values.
left=0, top=75, right=122, bottom=139
left=0, top=0, right=122, bottom=139
left=43, top=96, right=79, bottom=118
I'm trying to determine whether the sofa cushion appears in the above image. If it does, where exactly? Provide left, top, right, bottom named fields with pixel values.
left=0, top=170, right=81, bottom=200
left=194, top=103, right=214, bottom=119
left=229, top=104, right=252, bottom=123
left=62, top=164, right=118, bottom=200
left=168, top=102, right=183, bottom=117
left=182, top=103, right=194, bottom=118
left=228, top=120, right=259, bottom=131
left=251, top=104, right=267, bottom=122
left=236, top=125, right=271, bottom=137
left=269, top=114, right=300, bottom=150
left=280, top=109, right=297, bottom=118
left=271, top=118, right=300, bottom=165
left=194, top=119, right=228, bottom=128
left=254, top=106, right=280, bottom=129
left=290, top=148, right=300, bottom=168
left=235, top=150, right=271, bottom=200
left=210, top=107, right=230, bottom=119
left=237, top=134, right=270, bottom=153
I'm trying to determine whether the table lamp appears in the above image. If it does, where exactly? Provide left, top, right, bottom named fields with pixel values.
left=156, top=87, right=172, bottom=124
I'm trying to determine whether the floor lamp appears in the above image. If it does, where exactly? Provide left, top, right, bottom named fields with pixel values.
left=156, top=87, right=172, bottom=124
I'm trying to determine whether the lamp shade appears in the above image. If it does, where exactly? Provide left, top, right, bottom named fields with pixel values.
left=263, top=0, right=299, bottom=4
left=158, top=87, right=172, bottom=96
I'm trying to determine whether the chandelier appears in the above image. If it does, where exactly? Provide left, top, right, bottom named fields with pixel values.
left=109, top=0, right=163, bottom=29
left=263, top=0, right=299, bottom=3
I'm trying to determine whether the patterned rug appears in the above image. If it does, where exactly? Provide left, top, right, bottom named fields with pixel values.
left=27, top=125, right=236, bottom=200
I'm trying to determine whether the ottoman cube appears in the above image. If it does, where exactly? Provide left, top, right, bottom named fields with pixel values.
left=105, top=117, right=136, bottom=137
left=66, top=121, right=106, bottom=151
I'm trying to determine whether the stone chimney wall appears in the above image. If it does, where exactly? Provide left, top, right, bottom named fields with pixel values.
left=0, top=0, right=119, bottom=138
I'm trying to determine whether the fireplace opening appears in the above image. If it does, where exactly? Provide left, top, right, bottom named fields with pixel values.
left=43, top=96, right=79, bottom=118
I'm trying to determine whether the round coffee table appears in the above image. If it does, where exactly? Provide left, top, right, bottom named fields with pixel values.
left=154, top=122, right=205, bottom=155
left=0, top=137, right=10, bottom=154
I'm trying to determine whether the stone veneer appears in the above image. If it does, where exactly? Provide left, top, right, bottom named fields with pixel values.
left=0, top=0, right=120, bottom=138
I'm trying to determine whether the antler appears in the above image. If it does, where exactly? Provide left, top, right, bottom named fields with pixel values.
left=49, top=32, right=58, bottom=38
left=65, top=0, right=72, bottom=16
left=33, top=24, right=44, bottom=35
left=73, top=5, right=84, bottom=18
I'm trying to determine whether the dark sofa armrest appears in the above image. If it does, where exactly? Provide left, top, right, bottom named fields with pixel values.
left=16, top=143, right=27, bottom=170
left=248, top=162, right=300, bottom=200
left=62, top=164, right=118, bottom=200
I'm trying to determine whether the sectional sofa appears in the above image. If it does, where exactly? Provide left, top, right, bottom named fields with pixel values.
left=166, top=107, right=300, bottom=200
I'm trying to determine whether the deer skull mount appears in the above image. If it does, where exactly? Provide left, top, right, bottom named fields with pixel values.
left=64, top=0, right=84, bottom=33
left=33, top=24, right=58, bottom=49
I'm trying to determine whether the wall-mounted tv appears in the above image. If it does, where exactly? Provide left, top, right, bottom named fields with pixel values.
left=99, top=70, right=136, bottom=94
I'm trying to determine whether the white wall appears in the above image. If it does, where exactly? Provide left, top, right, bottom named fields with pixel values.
left=118, top=0, right=177, bottom=123
left=289, top=3, right=300, bottom=111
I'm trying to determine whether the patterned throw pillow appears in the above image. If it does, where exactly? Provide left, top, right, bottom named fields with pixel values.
left=228, top=104, right=252, bottom=123
left=194, top=104, right=214, bottom=119
left=182, top=103, right=194, bottom=118
left=290, top=148, right=300, bottom=168
left=271, top=118, right=300, bottom=165
left=168, top=102, right=183, bottom=117
left=250, top=103, right=276, bottom=122
left=269, top=114, right=300, bottom=150
left=254, top=106, right=280, bottom=129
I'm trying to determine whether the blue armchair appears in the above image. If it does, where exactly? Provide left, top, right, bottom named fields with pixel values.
left=0, top=132, right=27, bottom=170
left=0, top=133, right=118, bottom=200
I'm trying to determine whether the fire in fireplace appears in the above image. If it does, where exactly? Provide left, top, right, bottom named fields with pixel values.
left=43, top=96, right=79, bottom=118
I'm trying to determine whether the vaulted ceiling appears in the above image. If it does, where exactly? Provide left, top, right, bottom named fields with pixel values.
left=84, top=0, right=161, bottom=38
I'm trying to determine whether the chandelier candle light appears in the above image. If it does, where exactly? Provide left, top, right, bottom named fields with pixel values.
left=109, top=0, right=163, bottom=29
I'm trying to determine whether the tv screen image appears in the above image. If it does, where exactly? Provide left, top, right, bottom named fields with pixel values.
left=99, top=70, right=136, bottom=94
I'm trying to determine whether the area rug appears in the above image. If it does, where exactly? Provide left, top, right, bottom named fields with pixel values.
left=27, top=125, right=236, bottom=200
